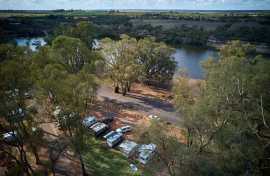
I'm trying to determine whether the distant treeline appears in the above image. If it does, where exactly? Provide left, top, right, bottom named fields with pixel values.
left=1, top=10, right=270, bottom=46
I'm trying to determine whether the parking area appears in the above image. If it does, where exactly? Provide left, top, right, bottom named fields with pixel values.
left=82, top=113, right=157, bottom=165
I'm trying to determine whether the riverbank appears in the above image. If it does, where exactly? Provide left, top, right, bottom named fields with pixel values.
left=207, top=40, right=270, bottom=55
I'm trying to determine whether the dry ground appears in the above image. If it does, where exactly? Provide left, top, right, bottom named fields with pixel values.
left=2, top=80, right=200, bottom=175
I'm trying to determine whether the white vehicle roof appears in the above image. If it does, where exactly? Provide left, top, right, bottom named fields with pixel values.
left=119, top=140, right=138, bottom=155
left=82, top=116, right=96, bottom=127
left=121, top=125, right=131, bottom=129
left=3, top=131, right=17, bottom=139
left=116, top=125, right=131, bottom=131
left=138, top=144, right=157, bottom=160
left=103, top=131, right=116, bottom=139
left=107, top=132, right=123, bottom=143
left=90, top=122, right=107, bottom=132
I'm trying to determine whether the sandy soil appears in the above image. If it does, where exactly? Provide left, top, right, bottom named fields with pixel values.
left=97, top=83, right=182, bottom=124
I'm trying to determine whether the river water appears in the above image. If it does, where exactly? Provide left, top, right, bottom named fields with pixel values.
left=172, top=46, right=219, bottom=79
left=15, top=37, right=47, bottom=51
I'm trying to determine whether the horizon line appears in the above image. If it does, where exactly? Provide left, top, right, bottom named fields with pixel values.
left=1, top=9, right=270, bottom=11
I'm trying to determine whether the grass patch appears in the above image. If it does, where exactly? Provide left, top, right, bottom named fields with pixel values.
left=83, top=137, right=134, bottom=176
left=82, top=136, right=154, bottom=176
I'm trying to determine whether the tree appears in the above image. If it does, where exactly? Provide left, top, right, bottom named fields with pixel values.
left=173, top=41, right=270, bottom=175
left=54, top=21, right=97, bottom=48
left=0, top=57, right=41, bottom=175
left=71, top=21, right=97, bottom=48
left=101, top=35, right=142, bottom=95
left=47, top=71, right=97, bottom=176
left=135, top=120, right=190, bottom=176
left=0, top=44, right=29, bottom=62
left=32, top=36, right=98, bottom=175
left=101, top=36, right=176, bottom=93
left=138, top=37, right=176, bottom=86
left=51, top=36, right=91, bottom=73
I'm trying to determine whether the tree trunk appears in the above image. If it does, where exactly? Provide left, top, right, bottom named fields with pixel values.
left=114, top=86, right=119, bottom=93
left=122, top=87, right=127, bottom=96
left=32, top=146, right=40, bottom=165
left=19, top=146, right=33, bottom=176
left=126, top=82, right=131, bottom=92
left=51, top=162, right=56, bottom=176
left=79, top=153, right=87, bottom=176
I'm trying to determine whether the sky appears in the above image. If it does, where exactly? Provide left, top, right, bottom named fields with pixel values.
left=1, top=0, right=270, bottom=10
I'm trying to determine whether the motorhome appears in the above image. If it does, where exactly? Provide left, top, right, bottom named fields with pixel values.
left=138, top=144, right=157, bottom=164
left=90, top=122, right=108, bottom=136
left=82, top=116, right=97, bottom=128
left=106, top=132, right=123, bottom=147
left=119, top=140, right=138, bottom=158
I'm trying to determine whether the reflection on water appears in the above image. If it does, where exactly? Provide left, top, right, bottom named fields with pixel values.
left=173, top=47, right=219, bottom=79
left=15, top=37, right=46, bottom=51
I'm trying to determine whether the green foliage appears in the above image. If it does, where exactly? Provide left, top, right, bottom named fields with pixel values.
left=138, top=37, right=176, bottom=85
left=30, top=35, right=99, bottom=175
left=101, top=35, right=176, bottom=94
left=82, top=137, right=133, bottom=176
left=54, top=21, right=97, bottom=47
left=101, top=35, right=142, bottom=95
left=173, top=41, right=270, bottom=175
left=135, top=121, right=184, bottom=176
left=0, top=47, right=44, bottom=174
left=0, top=44, right=29, bottom=62
left=51, top=35, right=93, bottom=73
left=165, top=26, right=210, bottom=46
left=0, top=58, right=32, bottom=119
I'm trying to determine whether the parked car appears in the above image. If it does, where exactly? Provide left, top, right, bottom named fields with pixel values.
left=138, top=144, right=157, bottom=164
left=2, top=131, right=17, bottom=143
left=106, top=132, right=123, bottom=147
left=82, top=116, right=97, bottom=128
left=116, top=125, right=132, bottom=134
left=119, top=140, right=138, bottom=158
left=103, top=131, right=115, bottom=139
left=90, top=122, right=108, bottom=136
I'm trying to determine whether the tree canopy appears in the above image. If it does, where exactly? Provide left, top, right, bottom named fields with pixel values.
left=172, top=41, right=270, bottom=175
left=100, top=35, right=176, bottom=95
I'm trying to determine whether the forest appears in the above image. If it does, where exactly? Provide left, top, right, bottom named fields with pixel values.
left=1, top=10, right=270, bottom=47
left=0, top=10, right=270, bottom=176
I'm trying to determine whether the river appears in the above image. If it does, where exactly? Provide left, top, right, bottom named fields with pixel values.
left=172, top=46, right=219, bottom=79
left=15, top=37, right=47, bottom=51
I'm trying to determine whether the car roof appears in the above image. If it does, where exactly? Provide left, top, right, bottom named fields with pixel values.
left=90, top=122, right=107, bottom=132
left=107, top=132, right=123, bottom=142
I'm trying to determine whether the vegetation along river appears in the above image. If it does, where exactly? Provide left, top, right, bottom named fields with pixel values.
left=16, top=38, right=218, bottom=79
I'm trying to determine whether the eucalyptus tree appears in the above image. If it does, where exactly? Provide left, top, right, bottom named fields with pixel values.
left=101, top=36, right=176, bottom=94
left=0, top=56, right=43, bottom=175
left=54, top=21, right=96, bottom=48
left=51, top=35, right=92, bottom=73
left=0, top=44, right=29, bottom=62
left=32, top=36, right=98, bottom=175
left=135, top=121, right=185, bottom=176
left=138, top=37, right=176, bottom=86
left=101, top=34, right=142, bottom=95
left=173, top=41, right=270, bottom=175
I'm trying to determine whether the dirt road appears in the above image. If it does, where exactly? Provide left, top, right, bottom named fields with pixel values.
left=97, top=84, right=182, bottom=124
